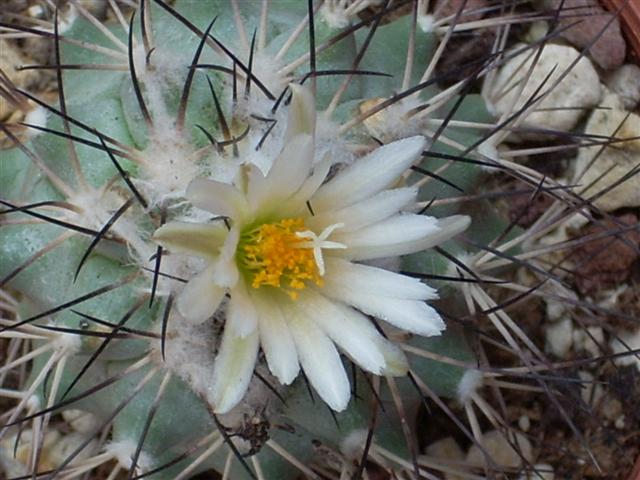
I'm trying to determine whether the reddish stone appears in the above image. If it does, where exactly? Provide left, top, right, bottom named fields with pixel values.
left=434, top=0, right=488, bottom=24
left=601, top=0, right=640, bottom=64
left=549, top=0, right=626, bottom=70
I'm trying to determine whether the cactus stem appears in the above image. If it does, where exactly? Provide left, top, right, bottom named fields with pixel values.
left=60, top=295, right=147, bottom=401
left=128, top=370, right=172, bottom=480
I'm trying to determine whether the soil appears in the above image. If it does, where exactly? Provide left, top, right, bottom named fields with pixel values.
left=571, top=213, right=640, bottom=296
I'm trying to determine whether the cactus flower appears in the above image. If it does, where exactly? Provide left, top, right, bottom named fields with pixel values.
left=152, top=85, right=470, bottom=413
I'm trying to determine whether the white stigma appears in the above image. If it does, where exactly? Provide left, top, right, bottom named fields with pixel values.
left=295, top=223, right=346, bottom=275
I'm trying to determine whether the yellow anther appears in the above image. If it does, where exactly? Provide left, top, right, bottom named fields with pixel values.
left=239, top=218, right=323, bottom=298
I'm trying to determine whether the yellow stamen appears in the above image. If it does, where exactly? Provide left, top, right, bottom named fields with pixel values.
left=239, top=218, right=323, bottom=299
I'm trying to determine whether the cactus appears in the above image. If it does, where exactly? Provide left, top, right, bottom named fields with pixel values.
left=2, top=1, right=636, bottom=479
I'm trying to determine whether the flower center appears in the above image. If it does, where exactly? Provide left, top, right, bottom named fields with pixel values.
left=238, top=218, right=345, bottom=299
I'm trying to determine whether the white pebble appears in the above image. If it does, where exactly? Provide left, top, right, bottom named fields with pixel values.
left=605, top=64, right=640, bottom=110
left=457, top=369, right=483, bottom=404
left=518, top=415, right=531, bottom=433
left=466, top=430, right=534, bottom=468
left=610, top=328, right=640, bottom=371
left=573, top=327, right=605, bottom=357
left=573, top=91, right=640, bottom=211
left=426, top=436, right=464, bottom=459
left=545, top=298, right=567, bottom=322
left=578, top=371, right=605, bottom=405
left=426, top=437, right=465, bottom=480
left=62, top=409, right=99, bottom=434
left=484, top=43, right=601, bottom=140
left=545, top=318, right=573, bottom=358
left=518, top=463, right=555, bottom=480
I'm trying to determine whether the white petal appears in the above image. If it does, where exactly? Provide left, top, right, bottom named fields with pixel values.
left=321, top=275, right=445, bottom=336
left=264, top=134, right=314, bottom=200
left=306, top=187, right=417, bottom=233
left=186, top=178, right=248, bottom=218
left=283, top=301, right=350, bottom=411
left=285, top=154, right=332, bottom=212
left=245, top=165, right=269, bottom=212
left=152, top=221, right=227, bottom=259
left=333, top=214, right=437, bottom=258
left=311, top=136, right=427, bottom=211
left=299, top=290, right=408, bottom=376
left=227, top=282, right=258, bottom=338
left=253, top=292, right=299, bottom=384
left=247, top=135, right=315, bottom=217
left=375, top=335, right=410, bottom=376
left=176, top=265, right=226, bottom=324
left=211, top=227, right=240, bottom=287
left=324, top=257, right=437, bottom=300
left=334, top=214, right=470, bottom=261
left=209, top=320, right=260, bottom=414
left=284, top=83, right=316, bottom=142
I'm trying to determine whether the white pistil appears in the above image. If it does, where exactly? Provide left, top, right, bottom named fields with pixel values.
left=295, top=223, right=346, bottom=275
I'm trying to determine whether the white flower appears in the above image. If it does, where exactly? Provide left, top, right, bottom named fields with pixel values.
left=152, top=85, right=470, bottom=413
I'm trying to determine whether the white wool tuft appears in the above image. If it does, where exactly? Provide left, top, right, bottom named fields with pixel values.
left=157, top=310, right=219, bottom=400
left=360, top=96, right=428, bottom=143
left=52, top=329, right=82, bottom=354
left=106, top=440, right=153, bottom=472
left=137, top=134, right=201, bottom=206
left=155, top=307, right=281, bottom=431
left=24, top=106, right=48, bottom=135
left=339, top=429, right=369, bottom=459
left=418, top=14, right=435, bottom=33
left=457, top=368, right=483, bottom=404
left=320, top=1, right=382, bottom=29
left=477, top=141, right=503, bottom=173
left=57, top=4, right=78, bottom=34
left=26, top=394, right=41, bottom=411
left=69, top=188, right=151, bottom=262
left=316, top=114, right=353, bottom=167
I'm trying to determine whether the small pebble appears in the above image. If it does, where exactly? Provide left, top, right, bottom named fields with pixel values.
left=518, top=463, right=555, bottom=480
left=602, top=398, right=622, bottom=421
left=573, top=326, right=605, bottom=357
left=545, top=318, right=573, bottom=358
left=610, top=328, right=640, bottom=371
left=546, top=0, right=626, bottom=70
left=426, top=437, right=465, bottom=480
left=578, top=371, right=605, bottom=405
left=27, top=5, right=44, bottom=17
left=62, top=409, right=99, bottom=434
left=0, top=429, right=60, bottom=476
left=573, top=91, right=640, bottom=211
left=426, top=436, right=465, bottom=460
left=0, top=39, right=38, bottom=120
left=78, top=0, right=108, bottom=17
left=605, top=64, right=640, bottom=110
left=484, top=43, right=601, bottom=140
left=518, top=415, right=531, bottom=433
left=545, top=298, right=567, bottom=322
left=48, top=433, right=98, bottom=467
left=466, top=430, right=534, bottom=468
left=523, top=21, right=549, bottom=43
left=434, top=0, right=488, bottom=23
